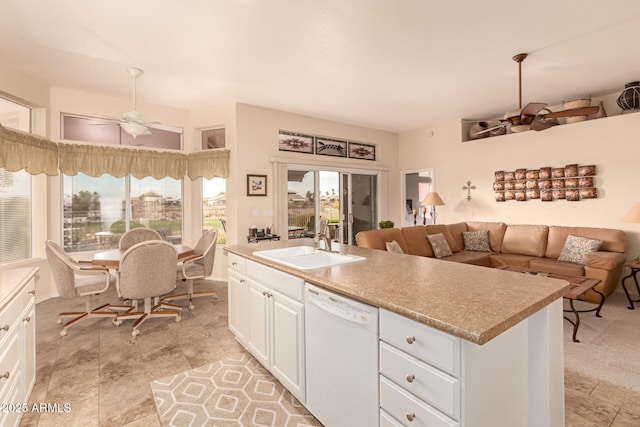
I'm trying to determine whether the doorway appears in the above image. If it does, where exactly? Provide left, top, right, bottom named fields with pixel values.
left=402, top=169, right=434, bottom=226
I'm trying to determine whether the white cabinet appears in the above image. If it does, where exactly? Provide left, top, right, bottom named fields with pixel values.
left=0, top=267, right=38, bottom=427
left=379, top=304, right=564, bottom=427
left=231, top=258, right=306, bottom=403
left=227, top=253, right=247, bottom=343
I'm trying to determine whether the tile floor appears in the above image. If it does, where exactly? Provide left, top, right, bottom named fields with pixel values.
left=18, top=280, right=640, bottom=427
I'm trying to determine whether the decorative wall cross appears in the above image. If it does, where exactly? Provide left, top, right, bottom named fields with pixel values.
left=462, top=180, right=477, bottom=201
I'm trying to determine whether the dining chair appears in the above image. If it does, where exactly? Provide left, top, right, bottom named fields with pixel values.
left=162, top=229, right=218, bottom=310
left=118, top=227, right=163, bottom=250
left=45, top=240, right=128, bottom=336
left=114, top=240, right=182, bottom=336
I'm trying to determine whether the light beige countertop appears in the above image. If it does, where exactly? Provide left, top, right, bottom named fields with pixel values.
left=0, top=267, right=39, bottom=311
left=225, top=239, right=570, bottom=345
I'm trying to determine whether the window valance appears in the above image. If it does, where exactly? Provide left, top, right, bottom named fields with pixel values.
left=0, top=125, right=58, bottom=176
left=0, top=125, right=230, bottom=180
left=187, top=150, right=230, bottom=180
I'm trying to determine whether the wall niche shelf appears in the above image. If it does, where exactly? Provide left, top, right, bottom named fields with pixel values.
left=460, top=91, right=639, bottom=143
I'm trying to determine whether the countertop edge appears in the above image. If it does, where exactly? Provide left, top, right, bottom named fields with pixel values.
left=224, top=243, right=569, bottom=345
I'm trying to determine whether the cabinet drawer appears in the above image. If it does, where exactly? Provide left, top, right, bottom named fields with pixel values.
left=380, top=309, right=460, bottom=377
left=227, top=252, right=246, bottom=274
left=21, top=278, right=36, bottom=308
left=381, top=409, right=404, bottom=427
left=380, top=376, right=459, bottom=427
left=0, top=294, right=22, bottom=345
left=247, top=261, right=304, bottom=302
left=380, top=342, right=460, bottom=420
left=0, top=332, right=20, bottom=400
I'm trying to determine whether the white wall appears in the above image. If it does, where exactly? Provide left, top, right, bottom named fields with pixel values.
left=398, top=108, right=640, bottom=258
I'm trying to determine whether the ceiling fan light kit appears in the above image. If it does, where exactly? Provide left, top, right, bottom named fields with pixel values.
left=117, top=67, right=160, bottom=138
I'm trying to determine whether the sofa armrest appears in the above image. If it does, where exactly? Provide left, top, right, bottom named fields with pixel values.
left=584, top=251, right=626, bottom=270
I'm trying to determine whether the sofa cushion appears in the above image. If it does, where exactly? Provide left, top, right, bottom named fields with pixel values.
left=355, top=228, right=408, bottom=252
left=558, top=235, right=603, bottom=264
left=425, top=225, right=460, bottom=252
left=501, top=224, right=549, bottom=257
left=385, top=240, right=405, bottom=254
left=489, top=253, right=540, bottom=268
left=466, top=221, right=507, bottom=252
left=442, top=251, right=492, bottom=267
left=462, top=230, right=492, bottom=252
left=400, top=226, right=434, bottom=257
left=427, top=233, right=453, bottom=258
left=546, top=226, right=627, bottom=258
left=445, top=222, right=468, bottom=252
left=529, top=258, right=585, bottom=277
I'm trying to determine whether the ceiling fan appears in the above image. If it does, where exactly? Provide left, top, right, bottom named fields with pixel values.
left=474, top=53, right=599, bottom=136
left=117, top=67, right=160, bottom=138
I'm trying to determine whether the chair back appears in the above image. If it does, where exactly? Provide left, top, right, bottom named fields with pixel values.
left=118, top=240, right=178, bottom=300
left=193, top=229, right=218, bottom=277
left=45, top=240, right=77, bottom=298
left=118, top=228, right=163, bottom=250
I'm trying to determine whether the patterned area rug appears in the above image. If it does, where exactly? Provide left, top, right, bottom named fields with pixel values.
left=150, top=352, right=323, bottom=427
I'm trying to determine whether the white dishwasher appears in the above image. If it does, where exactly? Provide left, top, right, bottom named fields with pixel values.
left=305, top=283, right=379, bottom=427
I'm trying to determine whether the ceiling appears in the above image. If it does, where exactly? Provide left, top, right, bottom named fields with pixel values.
left=2, top=0, right=640, bottom=133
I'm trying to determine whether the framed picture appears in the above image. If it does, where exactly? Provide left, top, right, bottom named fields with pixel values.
left=278, top=130, right=314, bottom=154
left=348, top=142, right=376, bottom=160
left=315, top=137, right=348, bottom=157
left=247, top=174, right=267, bottom=196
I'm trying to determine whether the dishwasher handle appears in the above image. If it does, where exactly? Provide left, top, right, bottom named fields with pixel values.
left=306, top=290, right=372, bottom=325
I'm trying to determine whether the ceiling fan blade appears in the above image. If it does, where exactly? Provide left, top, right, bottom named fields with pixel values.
left=520, top=102, right=548, bottom=117
left=539, top=106, right=600, bottom=119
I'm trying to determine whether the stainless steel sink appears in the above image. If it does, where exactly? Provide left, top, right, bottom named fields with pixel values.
left=253, top=246, right=366, bottom=271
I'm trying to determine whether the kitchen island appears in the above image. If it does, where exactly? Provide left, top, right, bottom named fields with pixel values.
left=225, top=239, right=569, bottom=427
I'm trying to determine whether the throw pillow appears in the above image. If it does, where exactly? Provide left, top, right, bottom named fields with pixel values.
left=385, top=240, right=404, bottom=254
left=427, top=233, right=453, bottom=258
left=462, top=230, right=492, bottom=252
left=558, top=235, right=603, bottom=264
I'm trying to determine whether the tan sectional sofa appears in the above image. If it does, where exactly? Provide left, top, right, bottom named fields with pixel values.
left=355, top=221, right=627, bottom=304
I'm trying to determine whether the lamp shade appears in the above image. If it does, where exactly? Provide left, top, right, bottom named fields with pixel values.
left=422, top=191, right=445, bottom=206
left=623, top=202, right=640, bottom=223
left=120, top=122, right=151, bottom=138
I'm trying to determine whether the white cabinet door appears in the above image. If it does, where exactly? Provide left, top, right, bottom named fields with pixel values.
left=271, top=291, right=305, bottom=402
left=227, top=269, right=246, bottom=342
left=246, top=278, right=270, bottom=367
left=22, top=302, right=36, bottom=398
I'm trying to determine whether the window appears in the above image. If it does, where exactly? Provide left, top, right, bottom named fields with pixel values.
left=0, top=96, right=32, bottom=266
left=201, top=127, right=225, bottom=149
left=63, top=174, right=182, bottom=251
left=203, top=177, right=226, bottom=244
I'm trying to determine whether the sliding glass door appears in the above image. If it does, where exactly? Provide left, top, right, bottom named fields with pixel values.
left=287, top=167, right=377, bottom=245
left=341, top=173, right=378, bottom=244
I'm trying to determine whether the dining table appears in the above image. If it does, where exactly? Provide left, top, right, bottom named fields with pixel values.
left=91, top=244, right=194, bottom=267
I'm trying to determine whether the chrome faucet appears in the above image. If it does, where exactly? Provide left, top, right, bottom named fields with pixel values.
left=314, top=233, right=332, bottom=252
left=314, top=219, right=332, bottom=251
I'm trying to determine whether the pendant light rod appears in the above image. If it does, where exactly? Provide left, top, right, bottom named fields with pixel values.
left=513, top=53, right=528, bottom=109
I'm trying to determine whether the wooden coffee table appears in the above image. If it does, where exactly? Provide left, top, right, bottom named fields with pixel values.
left=497, top=265, right=604, bottom=342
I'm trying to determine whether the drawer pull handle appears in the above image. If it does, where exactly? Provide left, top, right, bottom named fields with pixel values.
left=232, top=262, right=238, bottom=266
left=406, top=336, right=416, bottom=344
left=0, top=324, right=8, bottom=332
left=240, top=279, right=245, bottom=283
left=24, top=316, right=31, bottom=322
left=406, top=412, right=416, bottom=422
left=405, top=374, right=415, bottom=383
left=0, top=372, right=9, bottom=380
left=29, top=290, right=36, bottom=295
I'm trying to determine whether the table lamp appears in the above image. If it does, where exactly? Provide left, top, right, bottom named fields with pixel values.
left=622, top=202, right=640, bottom=224
left=422, top=192, right=445, bottom=225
